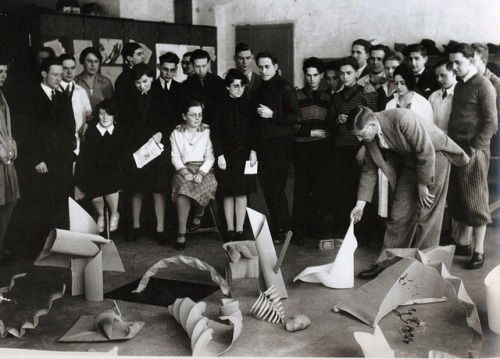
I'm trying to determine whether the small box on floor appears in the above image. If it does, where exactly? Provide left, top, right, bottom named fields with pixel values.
left=318, top=239, right=335, bottom=250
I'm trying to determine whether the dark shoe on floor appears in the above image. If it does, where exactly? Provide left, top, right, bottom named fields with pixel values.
left=130, top=228, right=142, bottom=242
left=175, top=233, right=186, bottom=250
left=225, top=230, right=235, bottom=242
left=291, top=233, right=304, bottom=246
left=454, top=244, right=472, bottom=256
left=234, top=231, right=246, bottom=241
left=358, top=264, right=385, bottom=279
left=273, top=231, right=286, bottom=245
left=156, top=231, right=169, bottom=246
left=467, top=252, right=484, bottom=269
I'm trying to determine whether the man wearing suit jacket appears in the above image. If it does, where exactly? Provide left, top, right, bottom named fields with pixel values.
left=154, top=51, right=187, bottom=124
left=234, top=43, right=262, bottom=100
left=20, top=57, right=76, bottom=252
left=348, top=107, right=469, bottom=279
left=404, top=43, right=439, bottom=99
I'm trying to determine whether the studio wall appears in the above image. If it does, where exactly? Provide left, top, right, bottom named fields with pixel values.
left=214, top=0, right=500, bottom=87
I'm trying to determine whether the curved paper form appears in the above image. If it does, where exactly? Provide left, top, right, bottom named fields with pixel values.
left=334, top=246, right=483, bottom=357
left=484, top=265, right=500, bottom=334
left=59, top=310, right=144, bottom=342
left=167, top=297, right=243, bottom=356
left=0, top=283, right=66, bottom=339
left=132, top=255, right=231, bottom=297
left=353, top=324, right=395, bottom=358
left=0, top=273, right=26, bottom=295
left=293, top=222, right=357, bottom=288
left=69, top=197, right=99, bottom=234
left=247, top=208, right=287, bottom=298
left=249, top=286, right=285, bottom=324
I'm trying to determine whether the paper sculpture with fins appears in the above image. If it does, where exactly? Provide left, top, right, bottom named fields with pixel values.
left=293, top=221, right=357, bottom=288
left=353, top=324, right=395, bottom=358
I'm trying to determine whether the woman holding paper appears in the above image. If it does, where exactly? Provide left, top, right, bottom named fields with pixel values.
left=170, top=100, right=217, bottom=250
left=0, top=56, right=20, bottom=265
left=212, top=69, right=257, bottom=242
left=124, top=63, right=175, bottom=243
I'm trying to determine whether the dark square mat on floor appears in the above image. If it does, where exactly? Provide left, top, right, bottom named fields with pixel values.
left=104, top=278, right=219, bottom=307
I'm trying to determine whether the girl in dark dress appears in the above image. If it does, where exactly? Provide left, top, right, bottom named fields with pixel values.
left=75, top=99, right=127, bottom=233
left=212, top=69, right=257, bottom=241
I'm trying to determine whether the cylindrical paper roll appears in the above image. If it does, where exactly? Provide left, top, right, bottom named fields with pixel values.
left=84, top=250, right=103, bottom=301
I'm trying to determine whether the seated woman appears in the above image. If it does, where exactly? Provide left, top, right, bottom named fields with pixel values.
left=75, top=99, right=127, bottom=233
left=170, top=100, right=217, bottom=250
left=385, top=64, right=434, bottom=127
left=213, top=69, right=257, bottom=242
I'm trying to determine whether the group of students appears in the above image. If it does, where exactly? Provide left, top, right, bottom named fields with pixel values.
left=0, top=38, right=497, bottom=279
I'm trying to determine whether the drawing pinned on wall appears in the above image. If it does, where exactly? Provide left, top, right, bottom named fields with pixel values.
left=73, top=40, right=93, bottom=77
left=99, top=38, right=123, bottom=65
left=129, top=40, right=152, bottom=64
left=155, top=44, right=201, bottom=82
left=43, top=39, right=66, bottom=57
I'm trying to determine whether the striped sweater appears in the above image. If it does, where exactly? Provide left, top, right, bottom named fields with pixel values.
left=294, top=87, right=332, bottom=143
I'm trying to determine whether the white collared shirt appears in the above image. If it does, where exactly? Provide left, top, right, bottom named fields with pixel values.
left=160, top=77, right=172, bottom=90
left=41, top=82, right=55, bottom=100
left=428, top=82, right=456, bottom=133
left=375, top=120, right=389, bottom=149
left=462, top=66, right=478, bottom=83
left=97, top=123, right=115, bottom=136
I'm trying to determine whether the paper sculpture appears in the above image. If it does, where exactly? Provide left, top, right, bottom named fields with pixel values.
left=249, top=286, right=285, bottom=324
left=247, top=208, right=287, bottom=298
left=334, top=246, right=483, bottom=357
left=353, top=324, right=395, bottom=358
left=293, top=221, right=358, bottom=289
left=222, top=240, right=259, bottom=285
left=0, top=282, right=65, bottom=339
left=133, top=255, right=231, bottom=297
left=376, top=245, right=455, bottom=271
left=35, top=198, right=125, bottom=302
left=168, top=297, right=242, bottom=356
left=484, top=265, right=500, bottom=334
left=59, top=309, right=144, bottom=342
left=285, top=315, right=311, bottom=332
left=0, top=347, right=118, bottom=356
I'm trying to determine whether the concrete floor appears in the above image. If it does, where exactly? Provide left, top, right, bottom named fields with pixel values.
left=1, top=167, right=499, bottom=357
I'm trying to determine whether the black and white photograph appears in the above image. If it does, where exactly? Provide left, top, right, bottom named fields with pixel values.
left=0, top=0, right=499, bottom=358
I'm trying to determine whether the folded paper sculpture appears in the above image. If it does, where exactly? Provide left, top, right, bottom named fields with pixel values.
left=334, top=245, right=482, bottom=357
left=133, top=255, right=231, bottom=297
left=293, top=221, right=357, bottom=289
left=222, top=240, right=259, bottom=285
left=59, top=309, right=144, bottom=342
left=35, top=198, right=125, bottom=302
left=247, top=208, right=287, bottom=298
left=0, top=276, right=65, bottom=339
left=168, top=297, right=242, bottom=356
left=0, top=347, right=118, bottom=356
left=353, top=324, right=395, bottom=358
left=249, top=285, right=285, bottom=324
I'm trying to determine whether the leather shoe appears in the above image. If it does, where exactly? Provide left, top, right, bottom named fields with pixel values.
left=130, top=228, right=142, bottom=242
left=455, top=244, right=472, bottom=256
left=467, top=252, right=484, bottom=269
left=156, top=231, right=169, bottom=246
left=358, top=264, right=385, bottom=279
left=273, top=232, right=286, bottom=245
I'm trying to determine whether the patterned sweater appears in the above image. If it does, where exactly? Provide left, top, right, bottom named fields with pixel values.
left=294, top=87, right=331, bottom=143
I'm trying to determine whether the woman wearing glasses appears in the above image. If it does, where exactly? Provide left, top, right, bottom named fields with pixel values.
left=170, top=100, right=217, bottom=249
left=212, top=69, right=257, bottom=242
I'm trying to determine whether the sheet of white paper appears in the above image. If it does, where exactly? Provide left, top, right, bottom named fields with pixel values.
left=133, top=138, right=164, bottom=168
left=43, top=39, right=66, bottom=57
left=293, top=221, right=357, bottom=288
left=244, top=161, right=257, bottom=175
left=354, top=325, right=395, bottom=358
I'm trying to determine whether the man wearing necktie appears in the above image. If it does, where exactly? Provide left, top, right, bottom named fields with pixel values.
left=428, top=59, right=457, bottom=133
left=348, top=106, right=469, bottom=279
left=13, top=57, right=76, bottom=255
left=234, top=43, right=262, bottom=100
left=59, top=54, right=92, bottom=159
left=404, top=43, right=439, bottom=99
